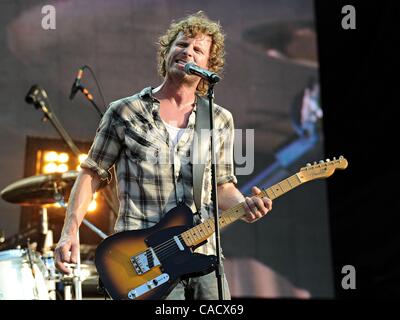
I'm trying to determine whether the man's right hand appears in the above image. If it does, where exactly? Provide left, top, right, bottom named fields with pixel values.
left=53, top=169, right=99, bottom=274
left=54, top=233, right=79, bottom=274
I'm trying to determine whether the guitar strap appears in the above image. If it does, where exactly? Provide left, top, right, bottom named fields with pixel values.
left=192, top=95, right=210, bottom=218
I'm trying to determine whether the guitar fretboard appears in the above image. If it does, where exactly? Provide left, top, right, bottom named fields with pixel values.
left=180, top=173, right=303, bottom=247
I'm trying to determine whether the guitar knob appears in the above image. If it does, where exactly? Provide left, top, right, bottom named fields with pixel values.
left=319, top=160, right=324, bottom=164
left=339, top=155, right=344, bottom=159
left=313, top=161, right=317, bottom=165
left=306, top=163, right=311, bottom=167
left=326, top=158, right=330, bottom=162
left=333, top=157, right=337, bottom=160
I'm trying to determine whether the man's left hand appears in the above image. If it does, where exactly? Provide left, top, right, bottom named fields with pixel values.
left=242, top=186, right=272, bottom=223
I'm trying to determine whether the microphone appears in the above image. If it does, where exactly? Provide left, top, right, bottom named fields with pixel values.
left=25, top=84, right=48, bottom=104
left=184, top=63, right=221, bottom=83
left=69, top=67, right=84, bottom=100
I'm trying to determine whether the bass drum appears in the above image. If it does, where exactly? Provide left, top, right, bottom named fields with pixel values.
left=0, top=249, right=49, bottom=300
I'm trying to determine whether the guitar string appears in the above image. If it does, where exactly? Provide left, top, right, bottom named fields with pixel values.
left=137, top=206, right=244, bottom=263
left=154, top=234, right=190, bottom=259
left=155, top=245, right=180, bottom=261
left=149, top=222, right=208, bottom=255
left=139, top=235, right=181, bottom=261
left=151, top=221, right=220, bottom=260
left=155, top=234, right=200, bottom=261
left=139, top=235, right=182, bottom=263
left=145, top=228, right=204, bottom=262
left=151, top=209, right=236, bottom=256
left=144, top=210, right=239, bottom=261
left=152, top=221, right=216, bottom=258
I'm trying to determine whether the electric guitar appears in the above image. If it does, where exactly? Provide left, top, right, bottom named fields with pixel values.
left=95, top=156, right=348, bottom=300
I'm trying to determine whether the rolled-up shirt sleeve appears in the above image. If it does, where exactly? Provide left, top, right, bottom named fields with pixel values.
left=81, top=104, right=122, bottom=184
left=216, top=108, right=237, bottom=186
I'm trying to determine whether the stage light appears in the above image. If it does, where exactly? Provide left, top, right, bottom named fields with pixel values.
left=77, top=153, right=88, bottom=171
left=57, top=163, right=69, bottom=173
left=58, top=153, right=69, bottom=163
left=87, top=200, right=97, bottom=212
left=79, top=153, right=88, bottom=163
left=43, top=162, right=57, bottom=173
left=40, top=150, right=71, bottom=173
left=87, top=192, right=99, bottom=212
left=43, top=151, right=58, bottom=162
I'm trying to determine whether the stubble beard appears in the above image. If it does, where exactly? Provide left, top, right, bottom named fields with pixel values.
left=168, top=65, right=199, bottom=87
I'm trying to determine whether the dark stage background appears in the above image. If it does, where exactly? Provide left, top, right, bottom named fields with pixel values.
left=316, top=1, right=400, bottom=299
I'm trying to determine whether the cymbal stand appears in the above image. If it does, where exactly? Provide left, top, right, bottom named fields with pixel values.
left=56, top=197, right=107, bottom=300
left=73, top=230, right=82, bottom=300
left=39, top=207, right=54, bottom=252
left=59, top=229, right=82, bottom=300
left=39, top=207, right=57, bottom=299
left=56, top=197, right=107, bottom=240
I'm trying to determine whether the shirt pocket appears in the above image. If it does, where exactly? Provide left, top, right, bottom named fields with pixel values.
left=124, top=126, right=160, bottom=162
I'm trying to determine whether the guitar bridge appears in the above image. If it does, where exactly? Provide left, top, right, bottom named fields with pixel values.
left=128, top=273, right=170, bottom=299
left=130, top=247, right=160, bottom=275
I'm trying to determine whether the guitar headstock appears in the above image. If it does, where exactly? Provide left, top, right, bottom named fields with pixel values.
left=297, top=156, right=348, bottom=182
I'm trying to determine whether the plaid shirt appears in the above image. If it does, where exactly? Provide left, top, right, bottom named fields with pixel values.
left=81, top=87, right=237, bottom=255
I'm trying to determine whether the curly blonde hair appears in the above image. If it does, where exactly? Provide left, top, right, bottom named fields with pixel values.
left=157, top=11, right=225, bottom=95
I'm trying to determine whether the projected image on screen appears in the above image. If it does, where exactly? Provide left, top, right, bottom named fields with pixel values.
left=0, top=0, right=332, bottom=299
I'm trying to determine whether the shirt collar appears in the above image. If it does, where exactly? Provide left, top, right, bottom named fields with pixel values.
left=139, top=86, right=202, bottom=114
left=139, top=87, right=160, bottom=115
left=139, top=86, right=155, bottom=100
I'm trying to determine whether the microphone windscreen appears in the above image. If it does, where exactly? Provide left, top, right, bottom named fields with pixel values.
left=25, top=85, right=41, bottom=104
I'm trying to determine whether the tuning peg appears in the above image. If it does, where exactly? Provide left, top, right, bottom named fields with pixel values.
left=326, top=158, right=330, bottom=162
left=319, top=160, right=324, bottom=164
left=313, top=161, right=317, bottom=165
left=339, top=155, right=344, bottom=159
left=306, top=163, right=311, bottom=167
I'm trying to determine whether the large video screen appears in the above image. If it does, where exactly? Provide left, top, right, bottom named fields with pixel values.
left=0, top=0, right=332, bottom=299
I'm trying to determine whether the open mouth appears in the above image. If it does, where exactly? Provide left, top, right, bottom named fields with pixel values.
left=175, top=59, right=189, bottom=68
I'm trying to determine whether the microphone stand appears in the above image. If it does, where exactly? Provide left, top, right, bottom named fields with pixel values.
left=26, top=86, right=118, bottom=217
left=207, top=83, right=226, bottom=300
left=76, top=85, right=104, bottom=118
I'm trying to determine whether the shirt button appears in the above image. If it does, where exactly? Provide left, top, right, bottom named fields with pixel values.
left=178, top=198, right=183, bottom=203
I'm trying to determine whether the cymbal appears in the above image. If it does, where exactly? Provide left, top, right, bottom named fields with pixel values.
left=0, top=171, right=79, bottom=206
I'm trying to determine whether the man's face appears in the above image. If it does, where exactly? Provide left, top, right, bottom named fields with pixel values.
left=165, top=31, right=212, bottom=79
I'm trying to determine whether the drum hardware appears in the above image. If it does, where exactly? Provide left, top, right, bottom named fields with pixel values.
left=62, top=275, right=74, bottom=300
left=54, top=195, right=107, bottom=300
left=0, top=171, right=78, bottom=206
left=0, top=230, right=5, bottom=244
left=41, top=250, right=58, bottom=300
left=0, top=84, right=110, bottom=300
left=0, top=249, right=49, bottom=300
left=25, top=238, right=41, bottom=299
left=56, top=197, right=108, bottom=240
left=0, top=171, right=106, bottom=300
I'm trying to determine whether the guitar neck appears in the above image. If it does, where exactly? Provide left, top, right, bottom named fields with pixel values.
left=181, top=173, right=303, bottom=248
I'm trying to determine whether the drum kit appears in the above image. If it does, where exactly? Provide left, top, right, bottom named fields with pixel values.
left=0, top=171, right=102, bottom=300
